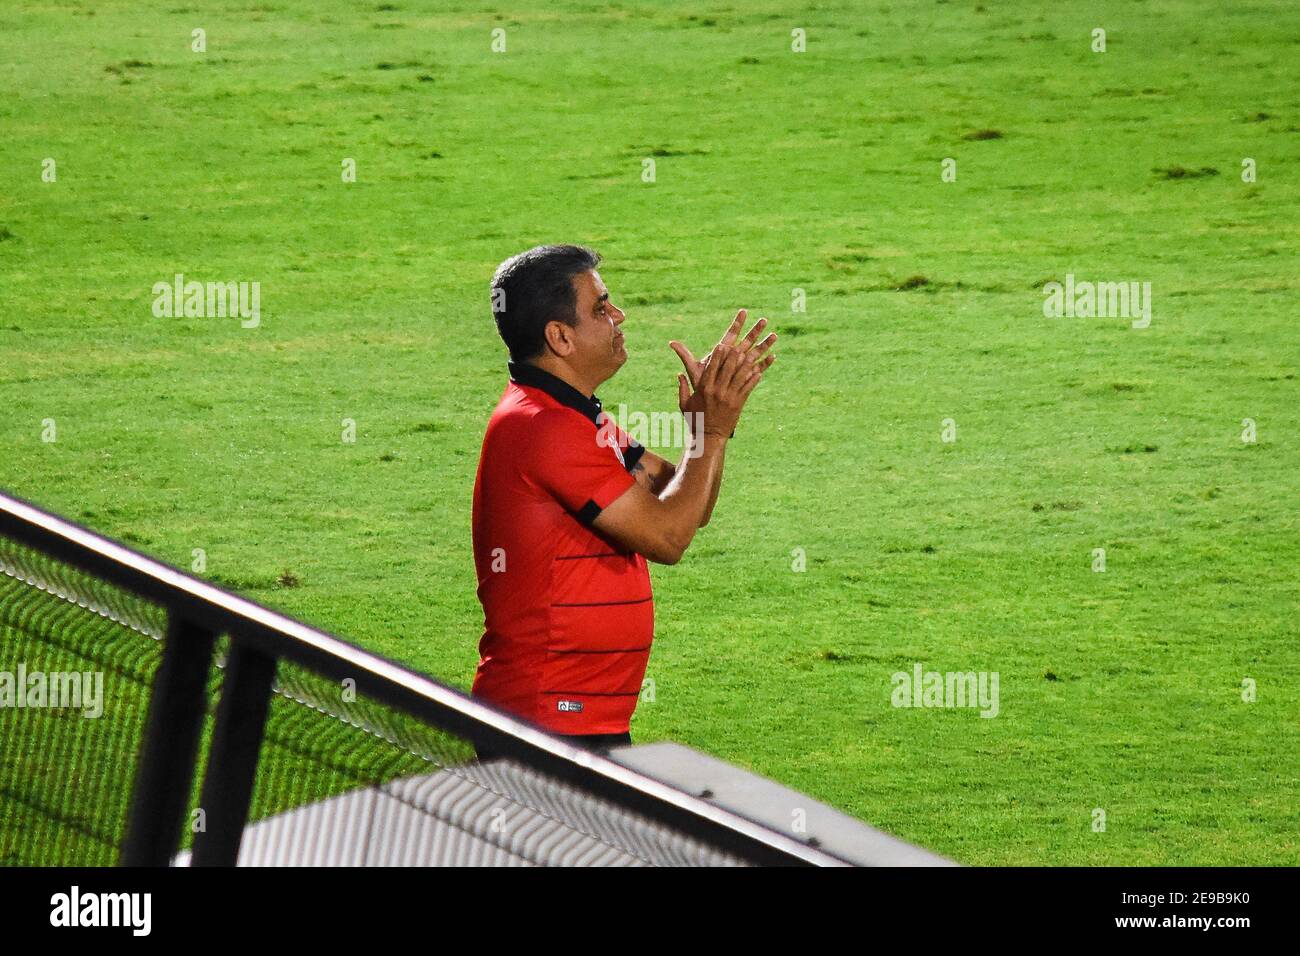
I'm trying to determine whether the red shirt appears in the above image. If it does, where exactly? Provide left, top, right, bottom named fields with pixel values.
left=471, top=361, right=653, bottom=735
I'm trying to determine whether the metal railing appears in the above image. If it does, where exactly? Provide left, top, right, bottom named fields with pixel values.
left=0, top=489, right=846, bottom=867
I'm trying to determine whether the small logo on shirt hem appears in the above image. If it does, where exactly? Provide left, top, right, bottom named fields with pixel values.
left=557, top=699, right=584, bottom=713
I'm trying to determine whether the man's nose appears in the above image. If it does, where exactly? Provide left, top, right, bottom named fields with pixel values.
left=611, top=306, right=626, bottom=325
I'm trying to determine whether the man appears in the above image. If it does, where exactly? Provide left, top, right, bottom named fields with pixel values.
left=470, top=244, right=776, bottom=756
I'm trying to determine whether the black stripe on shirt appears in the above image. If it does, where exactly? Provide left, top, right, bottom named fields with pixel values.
left=623, top=441, right=646, bottom=473
left=574, top=498, right=601, bottom=525
left=547, top=646, right=652, bottom=655
left=552, top=596, right=652, bottom=608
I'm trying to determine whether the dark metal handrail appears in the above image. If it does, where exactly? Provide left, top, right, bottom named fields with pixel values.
left=0, top=488, right=845, bottom=866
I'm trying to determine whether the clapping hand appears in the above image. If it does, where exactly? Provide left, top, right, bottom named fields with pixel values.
left=669, top=309, right=777, bottom=416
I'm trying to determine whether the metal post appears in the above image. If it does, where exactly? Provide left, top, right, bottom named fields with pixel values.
left=190, top=640, right=277, bottom=866
left=121, top=615, right=217, bottom=866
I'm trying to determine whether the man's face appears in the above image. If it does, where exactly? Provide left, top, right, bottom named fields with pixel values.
left=565, top=269, right=627, bottom=379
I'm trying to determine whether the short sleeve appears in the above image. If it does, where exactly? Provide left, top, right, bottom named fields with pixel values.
left=609, top=421, right=646, bottom=473
left=526, top=409, right=637, bottom=525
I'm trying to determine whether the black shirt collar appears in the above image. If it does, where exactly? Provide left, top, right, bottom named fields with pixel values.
left=507, top=360, right=646, bottom=472
left=508, top=361, right=604, bottom=425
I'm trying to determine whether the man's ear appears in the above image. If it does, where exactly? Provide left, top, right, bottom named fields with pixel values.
left=543, top=319, right=576, bottom=357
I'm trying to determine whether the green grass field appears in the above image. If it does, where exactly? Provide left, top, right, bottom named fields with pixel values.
left=1, top=0, right=1297, bottom=865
